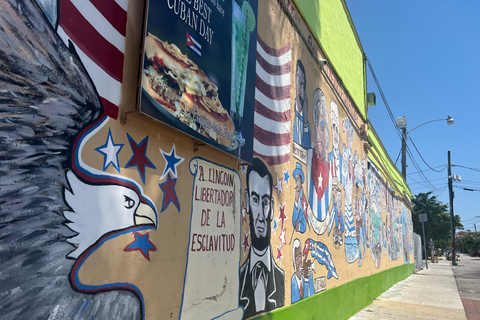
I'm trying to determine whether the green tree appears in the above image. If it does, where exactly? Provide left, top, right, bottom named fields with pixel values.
left=456, top=231, right=480, bottom=254
left=412, top=192, right=463, bottom=250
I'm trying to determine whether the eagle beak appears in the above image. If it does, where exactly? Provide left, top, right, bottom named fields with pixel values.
left=134, top=202, right=157, bottom=227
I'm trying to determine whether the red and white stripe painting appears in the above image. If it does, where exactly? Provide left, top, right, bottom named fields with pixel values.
left=57, top=0, right=128, bottom=119
left=253, top=36, right=292, bottom=166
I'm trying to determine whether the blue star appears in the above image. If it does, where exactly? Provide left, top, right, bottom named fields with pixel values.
left=95, top=128, right=123, bottom=172
left=124, top=232, right=157, bottom=261
left=241, top=164, right=247, bottom=174
left=283, top=169, right=290, bottom=187
left=160, top=144, right=184, bottom=179
left=272, top=218, right=278, bottom=233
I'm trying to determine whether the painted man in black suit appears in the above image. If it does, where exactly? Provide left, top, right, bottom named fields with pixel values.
left=240, top=158, right=285, bottom=318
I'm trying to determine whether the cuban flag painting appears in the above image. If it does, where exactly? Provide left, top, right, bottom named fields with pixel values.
left=303, top=239, right=338, bottom=280
left=306, top=148, right=333, bottom=235
left=186, top=31, right=201, bottom=57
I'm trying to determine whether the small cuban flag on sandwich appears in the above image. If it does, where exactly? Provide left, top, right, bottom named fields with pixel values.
left=186, top=32, right=202, bottom=57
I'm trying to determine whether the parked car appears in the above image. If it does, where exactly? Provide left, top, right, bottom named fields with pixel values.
left=446, top=251, right=460, bottom=261
left=470, top=252, right=480, bottom=257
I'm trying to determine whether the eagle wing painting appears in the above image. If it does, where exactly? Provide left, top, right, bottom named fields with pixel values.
left=0, top=0, right=146, bottom=318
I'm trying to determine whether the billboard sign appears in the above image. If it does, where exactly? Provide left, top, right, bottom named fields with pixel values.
left=139, top=0, right=258, bottom=162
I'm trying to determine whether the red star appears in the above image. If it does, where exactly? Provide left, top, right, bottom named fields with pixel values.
left=278, top=202, right=287, bottom=228
left=242, top=230, right=250, bottom=255
left=276, top=245, right=283, bottom=264
left=126, top=134, right=156, bottom=184
left=159, top=173, right=180, bottom=212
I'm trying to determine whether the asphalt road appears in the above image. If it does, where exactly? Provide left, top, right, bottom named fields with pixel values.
left=453, top=254, right=480, bottom=301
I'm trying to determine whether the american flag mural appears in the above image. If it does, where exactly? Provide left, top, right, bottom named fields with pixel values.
left=57, top=0, right=128, bottom=120
left=253, top=36, right=292, bottom=166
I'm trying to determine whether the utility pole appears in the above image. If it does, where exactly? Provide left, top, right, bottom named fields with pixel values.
left=419, top=213, right=428, bottom=269
left=401, top=127, right=407, bottom=180
left=448, top=151, right=457, bottom=266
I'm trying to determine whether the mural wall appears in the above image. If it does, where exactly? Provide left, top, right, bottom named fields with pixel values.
left=0, top=0, right=413, bottom=319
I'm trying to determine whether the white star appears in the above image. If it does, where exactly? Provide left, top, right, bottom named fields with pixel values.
left=279, top=228, right=286, bottom=247
left=274, top=174, right=283, bottom=198
left=96, top=128, right=123, bottom=172
left=318, top=172, right=323, bottom=189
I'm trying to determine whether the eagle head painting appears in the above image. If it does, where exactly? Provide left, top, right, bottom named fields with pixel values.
left=0, top=0, right=160, bottom=319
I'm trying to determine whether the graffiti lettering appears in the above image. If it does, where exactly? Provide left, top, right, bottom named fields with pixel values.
left=307, top=34, right=318, bottom=56
left=191, top=233, right=235, bottom=252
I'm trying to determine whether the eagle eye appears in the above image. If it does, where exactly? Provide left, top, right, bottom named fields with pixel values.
left=124, top=195, right=135, bottom=209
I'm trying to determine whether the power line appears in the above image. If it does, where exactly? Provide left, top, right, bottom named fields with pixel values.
left=459, top=179, right=480, bottom=185
left=453, top=185, right=480, bottom=192
left=394, top=147, right=401, bottom=165
left=452, top=164, right=480, bottom=173
left=408, top=136, right=445, bottom=172
left=407, top=164, right=448, bottom=176
left=367, top=59, right=442, bottom=192
left=409, top=177, right=445, bottom=185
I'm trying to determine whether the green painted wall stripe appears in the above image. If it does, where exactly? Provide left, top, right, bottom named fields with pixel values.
left=368, top=125, right=412, bottom=199
left=293, top=0, right=366, bottom=118
left=252, top=263, right=414, bottom=320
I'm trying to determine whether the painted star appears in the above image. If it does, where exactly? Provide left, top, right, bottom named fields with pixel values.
left=242, top=230, right=250, bottom=255
left=125, top=133, right=156, bottom=184
left=160, top=144, right=184, bottom=179
left=276, top=245, right=283, bottom=264
left=241, top=206, right=247, bottom=225
left=272, top=218, right=278, bottom=235
left=274, top=174, right=283, bottom=198
left=318, top=172, right=323, bottom=189
left=283, top=169, right=290, bottom=187
left=241, top=164, right=247, bottom=174
left=95, top=128, right=123, bottom=172
left=279, top=228, right=286, bottom=247
left=159, top=173, right=180, bottom=212
left=278, top=202, right=287, bottom=228
left=124, top=231, right=157, bottom=261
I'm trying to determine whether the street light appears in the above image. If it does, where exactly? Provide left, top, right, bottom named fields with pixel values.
left=396, top=115, right=454, bottom=180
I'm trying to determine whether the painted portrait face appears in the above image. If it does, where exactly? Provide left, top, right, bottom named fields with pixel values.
left=246, top=171, right=272, bottom=242
left=295, top=173, right=303, bottom=200
left=296, top=65, right=306, bottom=110
left=294, top=245, right=302, bottom=277
left=330, top=101, right=339, bottom=152
left=313, top=89, right=328, bottom=160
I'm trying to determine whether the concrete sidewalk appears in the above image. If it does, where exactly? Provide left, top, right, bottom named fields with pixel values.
left=350, top=258, right=467, bottom=319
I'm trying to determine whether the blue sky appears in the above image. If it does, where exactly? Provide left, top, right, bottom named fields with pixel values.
left=346, top=0, right=480, bottom=232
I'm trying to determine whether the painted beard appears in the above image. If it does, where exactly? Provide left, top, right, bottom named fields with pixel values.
left=249, top=208, right=271, bottom=252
